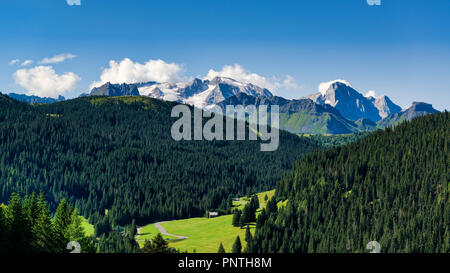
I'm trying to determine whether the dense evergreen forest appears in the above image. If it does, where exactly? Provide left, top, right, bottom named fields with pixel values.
left=0, top=94, right=320, bottom=228
left=305, top=132, right=371, bottom=148
left=0, top=193, right=96, bottom=253
left=248, top=112, right=449, bottom=253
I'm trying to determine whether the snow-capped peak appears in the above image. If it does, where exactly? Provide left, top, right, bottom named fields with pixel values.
left=318, top=79, right=352, bottom=95
left=135, top=77, right=273, bottom=108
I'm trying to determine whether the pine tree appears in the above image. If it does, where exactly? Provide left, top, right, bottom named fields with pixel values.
left=142, top=233, right=170, bottom=253
left=130, top=218, right=137, bottom=238
left=0, top=205, right=9, bottom=253
left=245, top=226, right=252, bottom=243
left=67, top=208, right=85, bottom=241
left=217, top=242, right=226, bottom=253
left=53, top=198, right=73, bottom=252
left=6, top=193, right=32, bottom=253
left=232, top=210, right=241, bottom=227
left=32, top=193, right=55, bottom=252
left=242, top=204, right=255, bottom=225
left=23, top=193, right=39, bottom=227
left=231, top=235, right=242, bottom=253
left=266, top=197, right=277, bottom=215
left=250, top=195, right=259, bottom=213
left=244, top=226, right=253, bottom=253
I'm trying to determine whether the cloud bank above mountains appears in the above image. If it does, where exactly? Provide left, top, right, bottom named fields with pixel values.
left=14, top=56, right=300, bottom=99
left=89, top=59, right=300, bottom=95
left=89, top=58, right=184, bottom=90
left=204, top=64, right=299, bottom=93
left=13, top=66, right=80, bottom=98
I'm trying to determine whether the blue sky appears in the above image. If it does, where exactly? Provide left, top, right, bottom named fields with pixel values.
left=0, top=0, right=449, bottom=110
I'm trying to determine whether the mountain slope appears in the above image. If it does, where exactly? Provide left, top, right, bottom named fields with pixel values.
left=377, top=102, right=440, bottom=128
left=250, top=112, right=449, bottom=253
left=0, top=95, right=320, bottom=227
left=8, top=93, right=66, bottom=104
left=371, top=95, right=402, bottom=119
left=218, top=93, right=367, bottom=134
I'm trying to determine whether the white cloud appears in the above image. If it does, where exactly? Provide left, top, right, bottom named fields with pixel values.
left=9, top=59, right=20, bottom=65
left=20, top=60, right=33, bottom=67
left=14, top=66, right=81, bottom=98
left=40, top=53, right=76, bottom=64
left=90, top=58, right=184, bottom=90
left=364, top=90, right=377, bottom=98
left=318, top=79, right=352, bottom=95
left=282, top=75, right=299, bottom=89
left=367, top=0, right=381, bottom=6
left=204, top=64, right=299, bottom=92
left=66, top=0, right=81, bottom=6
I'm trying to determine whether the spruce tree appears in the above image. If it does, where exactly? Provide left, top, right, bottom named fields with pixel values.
left=231, top=235, right=242, bottom=253
left=6, top=193, right=32, bottom=253
left=142, top=233, right=170, bottom=253
left=53, top=198, right=73, bottom=252
left=0, top=205, right=9, bottom=253
left=244, top=226, right=253, bottom=253
left=232, top=210, right=241, bottom=227
left=130, top=218, right=137, bottom=237
left=217, top=242, right=226, bottom=253
left=32, top=193, right=55, bottom=252
left=67, top=208, right=85, bottom=241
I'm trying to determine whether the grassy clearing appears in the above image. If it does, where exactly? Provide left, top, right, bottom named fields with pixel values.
left=161, top=215, right=253, bottom=253
left=79, top=216, right=95, bottom=237
left=232, top=189, right=275, bottom=210
left=135, top=224, right=179, bottom=247
left=135, top=189, right=281, bottom=252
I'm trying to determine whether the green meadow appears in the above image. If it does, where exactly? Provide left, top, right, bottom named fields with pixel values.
left=136, top=190, right=280, bottom=253
left=161, top=215, right=252, bottom=253
left=136, top=223, right=178, bottom=247
left=232, top=189, right=275, bottom=210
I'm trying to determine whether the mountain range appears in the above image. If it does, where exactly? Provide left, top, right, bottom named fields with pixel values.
left=7, top=93, right=66, bottom=104
left=217, top=93, right=363, bottom=134
left=132, top=77, right=273, bottom=108
left=6, top=77, right=439, bottom=135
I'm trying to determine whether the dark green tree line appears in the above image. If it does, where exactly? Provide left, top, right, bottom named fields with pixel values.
left=250, top=112, right=449, bottom=253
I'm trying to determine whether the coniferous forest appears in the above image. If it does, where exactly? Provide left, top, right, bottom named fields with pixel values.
left=0, top=93, right=448, bottom=253
left=248, top=112, right=449, bottom=253
left=0, top=94, right=319, bottom=229
left=0, top=193, right=97, bottom=253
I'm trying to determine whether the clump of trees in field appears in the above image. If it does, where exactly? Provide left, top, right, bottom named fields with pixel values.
left=232, top=195, right=260, bottom=228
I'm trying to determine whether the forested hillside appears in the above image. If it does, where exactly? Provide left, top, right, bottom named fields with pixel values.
left=250, top=112, right=449, bottom=253
left=0, top=193, right=97, bottom=253
left=0, top=94, right=319, bottom=227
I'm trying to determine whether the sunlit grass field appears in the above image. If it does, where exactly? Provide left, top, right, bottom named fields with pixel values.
left=161, top=215, right=253, bottom=253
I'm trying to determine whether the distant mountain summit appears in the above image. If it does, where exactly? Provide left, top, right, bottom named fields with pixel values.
left=90, top=82, right=140, bottom=96
left=378, top=102, right=439, bottom=127
left=370, top=95, right=402, bottom=119
left=304, top=81, right=384, bottom=122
